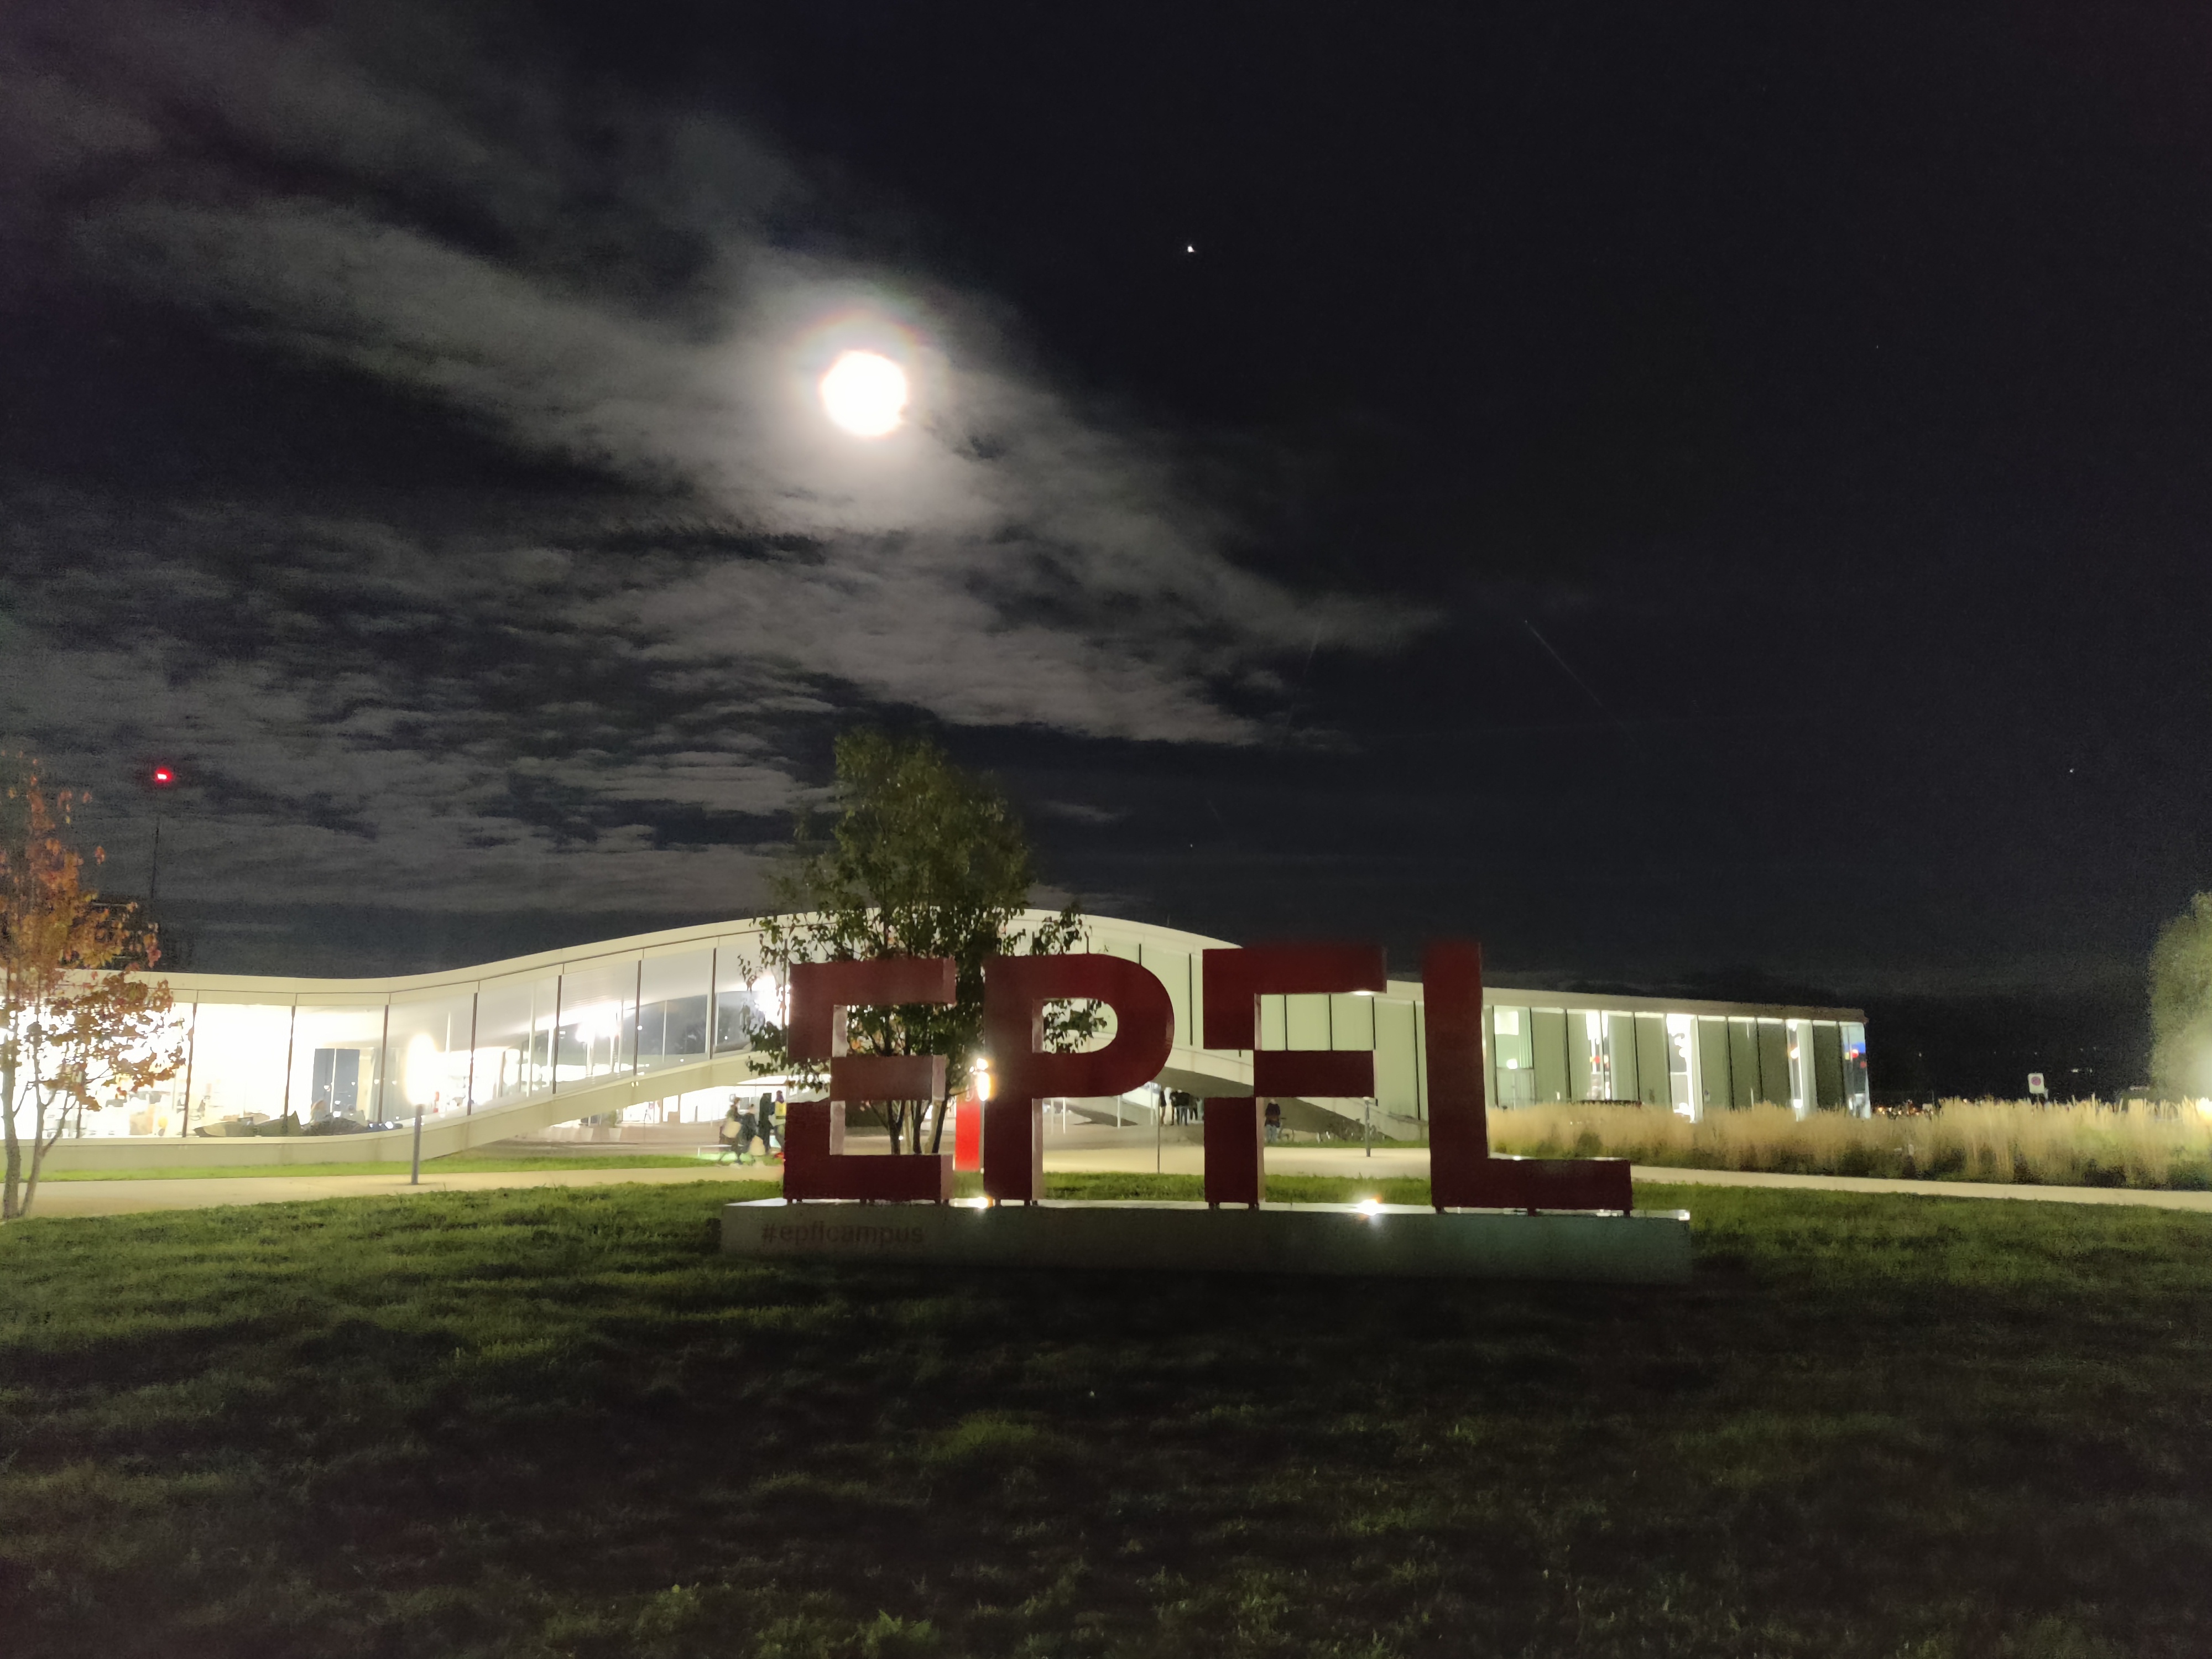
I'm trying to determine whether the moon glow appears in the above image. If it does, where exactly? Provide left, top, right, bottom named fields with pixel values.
left=818, top=349, right=910, bottom=437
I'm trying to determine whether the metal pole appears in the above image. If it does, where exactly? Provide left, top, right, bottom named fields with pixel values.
left=178, top=1001, right=197, bottom=1138
left=279, top=1001, right=297, bottom=1124
left=373, top=1003, right=391, bottom=1121
left=1365, top=1096, right=1373, bottom=1157
left=706, top=947, right=718, bottom=1060
left=410, top=1100, right=423, bottom=1185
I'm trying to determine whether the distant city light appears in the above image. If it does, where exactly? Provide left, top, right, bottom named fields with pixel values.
left=818, top=349, right=909, bottom=437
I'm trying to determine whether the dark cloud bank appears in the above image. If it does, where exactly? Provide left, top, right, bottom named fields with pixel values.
left=7, top=2, right=2212, bottom=1093
left=0, top=0, right=1420, bottom=912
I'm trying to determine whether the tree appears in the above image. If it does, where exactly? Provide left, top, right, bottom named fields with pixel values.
left=745, top=730, right=1104, bottom=1154
left=1, top=759, right=187, bottom=1221
left=2150, top=892, right=2212, bottom=1102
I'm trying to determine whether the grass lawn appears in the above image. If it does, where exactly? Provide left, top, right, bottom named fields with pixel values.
left=43, top=1153, right=718, bottom=1181
left=3, top=1177, right=2209, bottom=1657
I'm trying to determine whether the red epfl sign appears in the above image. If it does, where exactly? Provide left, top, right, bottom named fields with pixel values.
left=782, top=940, right=1632, bottom=1213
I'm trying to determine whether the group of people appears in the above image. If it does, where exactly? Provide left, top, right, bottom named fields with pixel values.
left=719, top=1092, right=784, bottom=1162
left=1164, top=1090, right=1285, bottom=1140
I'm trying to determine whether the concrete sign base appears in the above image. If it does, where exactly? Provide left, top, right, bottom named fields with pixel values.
left=721, top=1199, right=1692, bottom=1285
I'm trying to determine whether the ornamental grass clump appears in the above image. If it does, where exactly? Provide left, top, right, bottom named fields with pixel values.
left=1487, top=1098, right=2212, bottom=1190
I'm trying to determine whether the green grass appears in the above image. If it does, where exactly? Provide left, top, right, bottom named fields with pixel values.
left=43, top=1152, right=717, bottom=1181
left=3, top=1177, right=2210, bottom=1657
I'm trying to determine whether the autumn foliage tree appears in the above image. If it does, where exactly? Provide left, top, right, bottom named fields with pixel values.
left=746, top=730, right=1103, bottom=1155
left=1, top=759, right=187, bottom=1221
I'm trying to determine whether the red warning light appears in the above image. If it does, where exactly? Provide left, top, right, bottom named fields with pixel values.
left=150, top=766, right=175, bottom=787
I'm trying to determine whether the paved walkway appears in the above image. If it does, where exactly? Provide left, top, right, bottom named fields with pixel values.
left=1618, top=1162, right=2212, bottom=1211
left=1046, top=1144, right=2212, bottom=1212
left=18, top=1147, right=2212, bottom=1219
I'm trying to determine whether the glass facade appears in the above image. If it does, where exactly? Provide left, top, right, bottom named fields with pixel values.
left=46, top=916, right=1869, bottom=1142
left=1728, top=1019, right=1759, bottom=1110
left=1492, top=1006, right=1535, bottom=1105
left=385, top=991, right=475, bottom=1121
left=68, top=1000, right=198, bottom=1138
left=1569, top=1009, right=1610, bottom=1102
left=1813, top=1021, right=1847, bottom=1111
left=556, top=958, right=637, bottom=1090
left=293, top=1003, right=389, bottom=1123
left=1605, top=1013, right=1640, bottom=1104
left=477, top=972, right=559, bottom=1108
left=638, top=951, right=714, bottom=1076
left=716, top=947, right=765, bottom=1053
left=1467, top=1002, right=1874, bottom=1122
left=1665, top=1014, right=1697, bottom=1116
left=1842, top=1022, right=1871, bottom=1114
left=187, top=1001, right=293, bottom=1132
left=1757, top=1020, right=1791, bottom=1108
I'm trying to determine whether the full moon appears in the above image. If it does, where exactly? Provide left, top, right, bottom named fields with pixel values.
left=818, top=349, right=909, bottom=437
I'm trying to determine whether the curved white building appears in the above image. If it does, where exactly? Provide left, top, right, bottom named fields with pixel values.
left=44, top=911, right=1870, bottom=1171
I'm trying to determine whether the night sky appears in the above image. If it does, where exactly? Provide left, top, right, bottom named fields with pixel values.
left=6, top=2, right=2210, bottom=1094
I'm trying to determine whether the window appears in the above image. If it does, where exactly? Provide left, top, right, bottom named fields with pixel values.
left=558, top=959, right=638, bottom=1086
left=1665, top=1014, right=1697, bottom=1118
left=387, top=992, right=476, bottom=1120
left=1491, top=1006, right=1534, bottom=1106
left=1570, top=1009, right=1611, bottom=1101
left=639, top=951, right=713, bottom=1074
left=477, top=974, right=559, bottom=1103
left=186, top=1002, right=294, bottom=1130
left=1842, top=1022, right=1871, bottom=1115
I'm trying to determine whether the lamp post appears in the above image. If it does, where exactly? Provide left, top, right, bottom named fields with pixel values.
left=145, top=763, right=176, bottom=908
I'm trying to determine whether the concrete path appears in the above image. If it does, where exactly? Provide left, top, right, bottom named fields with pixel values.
left=19, top=1146, right=2212, bottom=1219
left=1046, top=1144, right=2212, bottom=1212
left=1619, top=1162, right=2212, bottom=1212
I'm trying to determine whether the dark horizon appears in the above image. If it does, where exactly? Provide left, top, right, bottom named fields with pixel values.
left=7, top=2, right=2209, bottom=1097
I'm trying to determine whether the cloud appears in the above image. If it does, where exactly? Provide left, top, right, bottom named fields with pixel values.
left=0, top=0, right=1432, bottom=915
left=1036, top=802, right=1129, bottom=826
